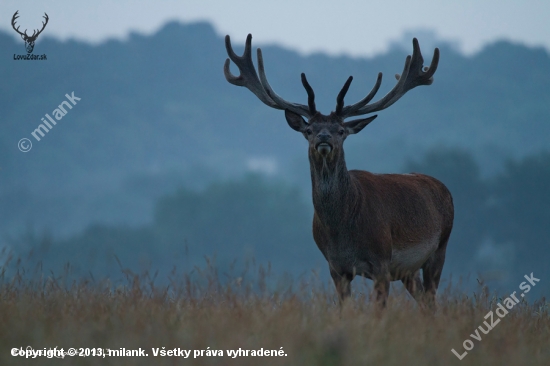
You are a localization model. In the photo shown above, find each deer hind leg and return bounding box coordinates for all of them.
[330,269,353,304]
[401,270,424,303]
[422,237,449,310]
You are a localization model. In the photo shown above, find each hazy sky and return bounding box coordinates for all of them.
[1,0,548,57]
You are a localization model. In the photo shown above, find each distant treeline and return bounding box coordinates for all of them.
[6,148,549,296]
[1,21,549,238]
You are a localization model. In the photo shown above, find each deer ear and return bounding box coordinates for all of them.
[285,109,308,132]
[344,115,377,135]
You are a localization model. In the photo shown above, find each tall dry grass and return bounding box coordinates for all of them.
[0,259,548,366]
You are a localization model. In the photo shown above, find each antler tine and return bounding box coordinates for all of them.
[256,45,313,118]
[301,73,316,115]
[335,76,353,116]
[223,34,279,108]
[223,34,253,86]
[340,38,439,119]
[352,56,412,115]
[11,10,26,37]
[339,73,382,117]
[424,48,440,80]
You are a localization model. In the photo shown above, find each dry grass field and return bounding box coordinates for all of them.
[0,260,548,366]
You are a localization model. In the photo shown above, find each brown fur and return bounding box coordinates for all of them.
[288,112,454,308]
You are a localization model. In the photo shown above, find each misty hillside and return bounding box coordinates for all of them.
[1,20,549,238]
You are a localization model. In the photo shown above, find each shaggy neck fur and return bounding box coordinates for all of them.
[309,148,357,227]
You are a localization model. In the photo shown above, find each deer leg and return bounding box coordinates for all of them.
[373,276,390,308]
[401,270,424,303]
[422,239,449,310]
[371,261,391,308]
[330,268,352,304]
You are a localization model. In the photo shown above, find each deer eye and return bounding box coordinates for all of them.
[339,129,345,135]
[306,128,312,135]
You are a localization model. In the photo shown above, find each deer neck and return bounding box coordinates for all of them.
[309,150,356,225]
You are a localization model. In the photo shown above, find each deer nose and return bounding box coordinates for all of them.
[317,133,331,142]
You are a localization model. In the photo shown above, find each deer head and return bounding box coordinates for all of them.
[12,11,49,54]
[224,34,439,164]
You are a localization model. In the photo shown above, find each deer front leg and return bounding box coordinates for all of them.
[372,262,391,308]
[330,268,353,305]
[373,277,390,308]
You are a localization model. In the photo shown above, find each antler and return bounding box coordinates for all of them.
[11,11,27,37]
[11,11,49,40]
[31,13,49,40]
[224,34,316,118]
[337,38,439,119]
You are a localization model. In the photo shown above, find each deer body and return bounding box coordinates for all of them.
[224,34,453,307]
[312,170,452,278]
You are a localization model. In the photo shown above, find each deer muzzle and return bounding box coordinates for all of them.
[316,142,332,155]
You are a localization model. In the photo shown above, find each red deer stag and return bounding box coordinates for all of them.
[224,34,453,308]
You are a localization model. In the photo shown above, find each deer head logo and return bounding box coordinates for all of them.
[12,11,49,54]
